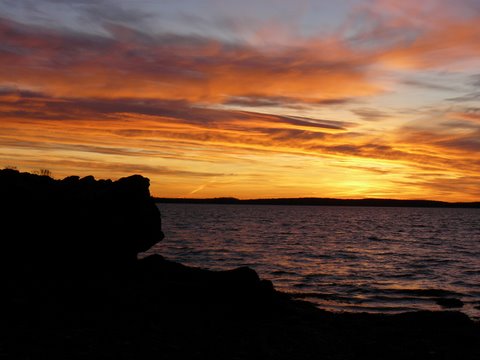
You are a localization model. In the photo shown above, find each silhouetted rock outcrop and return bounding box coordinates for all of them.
[0,169,164,299]
[136,254,276,307]
[0,169,276,308]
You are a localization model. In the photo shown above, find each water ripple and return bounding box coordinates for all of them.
[142,204,480,319]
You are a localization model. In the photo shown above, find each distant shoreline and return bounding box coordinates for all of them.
[155,197,480,208]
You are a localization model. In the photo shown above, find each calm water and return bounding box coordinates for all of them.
[142,204,480,319]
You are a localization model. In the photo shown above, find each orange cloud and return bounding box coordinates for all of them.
[358,0,480,70]
[0,17,380,104]
[3,89,479,186]
[2,2,480,202]
[449,109,480,123]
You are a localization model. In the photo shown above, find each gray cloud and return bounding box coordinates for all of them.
[401,175,480,198]
[351,107,390,121]
[402,79,459,92]
[447,92,480,102]
[269,114,352,130]
[447,74,480,102]
[469,73,480,88]
[434,132,480,152]
[440,120,480,129]
[0,87,353,132]
[224,95,354,109]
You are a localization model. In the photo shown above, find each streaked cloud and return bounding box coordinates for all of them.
[351,108,391,122]
[0,16,380,104]
[0,0,479,201]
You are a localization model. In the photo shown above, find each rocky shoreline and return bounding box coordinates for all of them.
[1,169,479,359]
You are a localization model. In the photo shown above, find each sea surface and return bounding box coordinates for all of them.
[141,204,480,319]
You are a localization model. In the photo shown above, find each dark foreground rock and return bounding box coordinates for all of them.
[436,297,465,308]
[1,170,479,359]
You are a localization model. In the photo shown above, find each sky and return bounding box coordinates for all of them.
[1,0,479,201]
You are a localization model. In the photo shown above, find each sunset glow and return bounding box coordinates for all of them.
[1,0,479,201]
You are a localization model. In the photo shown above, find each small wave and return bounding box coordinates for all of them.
[270,270,297,276]
[303,273,329,280]
[422,258,453,264]
[335,252,359,260]
[367,236,396,242]
[463,269,480,275]
[293,283,310,289]
[366,295,434,304]
[388,273,415,278]
[287,291,354,303]
[409,262,431,269]
[382,288,463,298]
[333,304,417,313]
[343,286,376,295]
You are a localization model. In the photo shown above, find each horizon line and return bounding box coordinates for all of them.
[153,196,480,207]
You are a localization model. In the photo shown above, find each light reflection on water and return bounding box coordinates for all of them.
[142,204,480,319]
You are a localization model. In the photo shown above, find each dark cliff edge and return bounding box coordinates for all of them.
[1,169,479,360]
